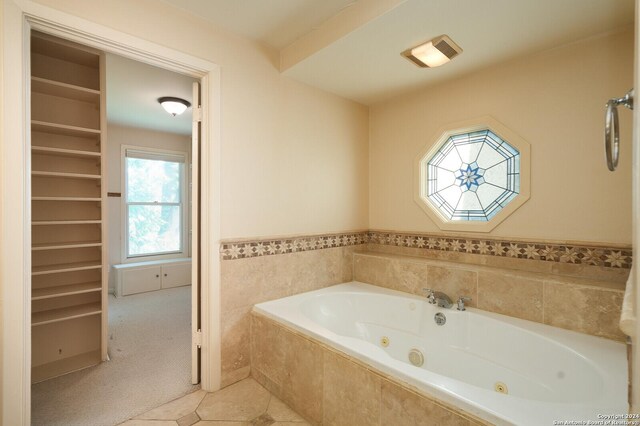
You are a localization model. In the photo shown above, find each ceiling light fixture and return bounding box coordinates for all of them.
[402,35,462,68]
[158,97,191,116]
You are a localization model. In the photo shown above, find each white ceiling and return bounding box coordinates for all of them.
[159,0,634,106]
[159,0,359,49]
[283,0,635,104]
[108,0,634,128]
[106,53,196,135]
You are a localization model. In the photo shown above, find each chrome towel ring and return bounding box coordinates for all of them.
[605,89,634,171]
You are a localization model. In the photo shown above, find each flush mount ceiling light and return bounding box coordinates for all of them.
[402,34,462,68]
[158,97,191,116]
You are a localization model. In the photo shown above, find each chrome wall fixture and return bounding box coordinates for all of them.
[605,89,634,171]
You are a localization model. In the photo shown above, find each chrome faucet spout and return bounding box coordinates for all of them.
[423,288,453,308]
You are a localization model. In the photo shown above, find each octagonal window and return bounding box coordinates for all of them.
[415,118,530,232]
[427,129,519,221]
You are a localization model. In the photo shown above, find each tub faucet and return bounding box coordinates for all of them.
[423,288,453,309]
[456,296,472,311]
[423,288,436,304]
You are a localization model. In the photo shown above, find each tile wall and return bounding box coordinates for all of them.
[250,313,489,426]
[220,243,358,386]
[220,230,631,385]
[353,251,625,341]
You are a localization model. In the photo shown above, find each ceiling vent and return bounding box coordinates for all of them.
[402,35,462,68]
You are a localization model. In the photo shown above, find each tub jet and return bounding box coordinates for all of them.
[495,382,508,394]
[408,348,424,367]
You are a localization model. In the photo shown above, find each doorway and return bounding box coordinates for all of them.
[27,31,203,426]
[2,4,222,425]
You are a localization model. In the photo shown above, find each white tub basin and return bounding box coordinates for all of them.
[253,282,627,425]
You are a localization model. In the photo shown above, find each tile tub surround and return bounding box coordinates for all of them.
[220,245,359,387]
[250,312,488,426]
[353,251,626,341]
[220,229,631,387]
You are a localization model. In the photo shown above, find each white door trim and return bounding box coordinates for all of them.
[1,1,222,424]
[632,0,639,413]
[191,80,202,385]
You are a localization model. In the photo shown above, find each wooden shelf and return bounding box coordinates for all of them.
[30,31,106,383]
[32,196,101,202]
[31,350,101,384]
[32,34,99,68]
[32,145,101,159]
[32,261,102,276]
[32,120,100,138]
[32,241,102,251]
[31,77,100,103]
[32,220,101,226]
[32,282,101,300]
[32,171,101,180]
[32,302,101,326]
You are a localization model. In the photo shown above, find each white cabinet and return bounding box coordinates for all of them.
[121,266,161,295]
[161,262,191,289]
[113,258,191,297]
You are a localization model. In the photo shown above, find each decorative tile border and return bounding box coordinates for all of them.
[368,230,633,269]
[220,232,368,260]
[220,230,632,268]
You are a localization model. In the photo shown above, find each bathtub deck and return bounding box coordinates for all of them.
[252,281,627,426]
[118,378,310,426]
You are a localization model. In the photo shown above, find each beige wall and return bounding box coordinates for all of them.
[2,2,634,420]
[106,124,191,290]
[369,29,634,244]
[31,0,370,240]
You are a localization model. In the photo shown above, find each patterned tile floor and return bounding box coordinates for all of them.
[119,378,310,426]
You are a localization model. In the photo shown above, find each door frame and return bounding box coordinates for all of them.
[632,0,639,413]
[1,1,222,424]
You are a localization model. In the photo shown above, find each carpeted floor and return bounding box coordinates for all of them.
[31,286,199,426]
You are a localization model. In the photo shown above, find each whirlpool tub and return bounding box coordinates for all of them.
[253,282,627,425]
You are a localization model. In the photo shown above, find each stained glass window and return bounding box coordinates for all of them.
[425,130,520,221]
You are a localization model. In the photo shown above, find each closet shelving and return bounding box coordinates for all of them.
[32,146,102,158]
[32,197,102,201]
[32,281,102,300]
[32,261,103,275]
[30,31,108,383]
[32,171,102,179]
[32,241,103,250]
[32,220,103,225]
[32,120,102,137]
[32,302,103,326]
[31,76,101,103]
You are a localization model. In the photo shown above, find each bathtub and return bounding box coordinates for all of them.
[253,282,627,426]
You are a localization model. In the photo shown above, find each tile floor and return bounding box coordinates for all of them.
[119,377,310,426]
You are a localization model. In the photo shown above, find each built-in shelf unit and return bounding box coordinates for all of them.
[30,31,108,384]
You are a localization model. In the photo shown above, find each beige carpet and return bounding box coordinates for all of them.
[31,286,199,426]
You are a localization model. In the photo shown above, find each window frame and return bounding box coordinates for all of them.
[414,116,531,232]
[121,145,190,262]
